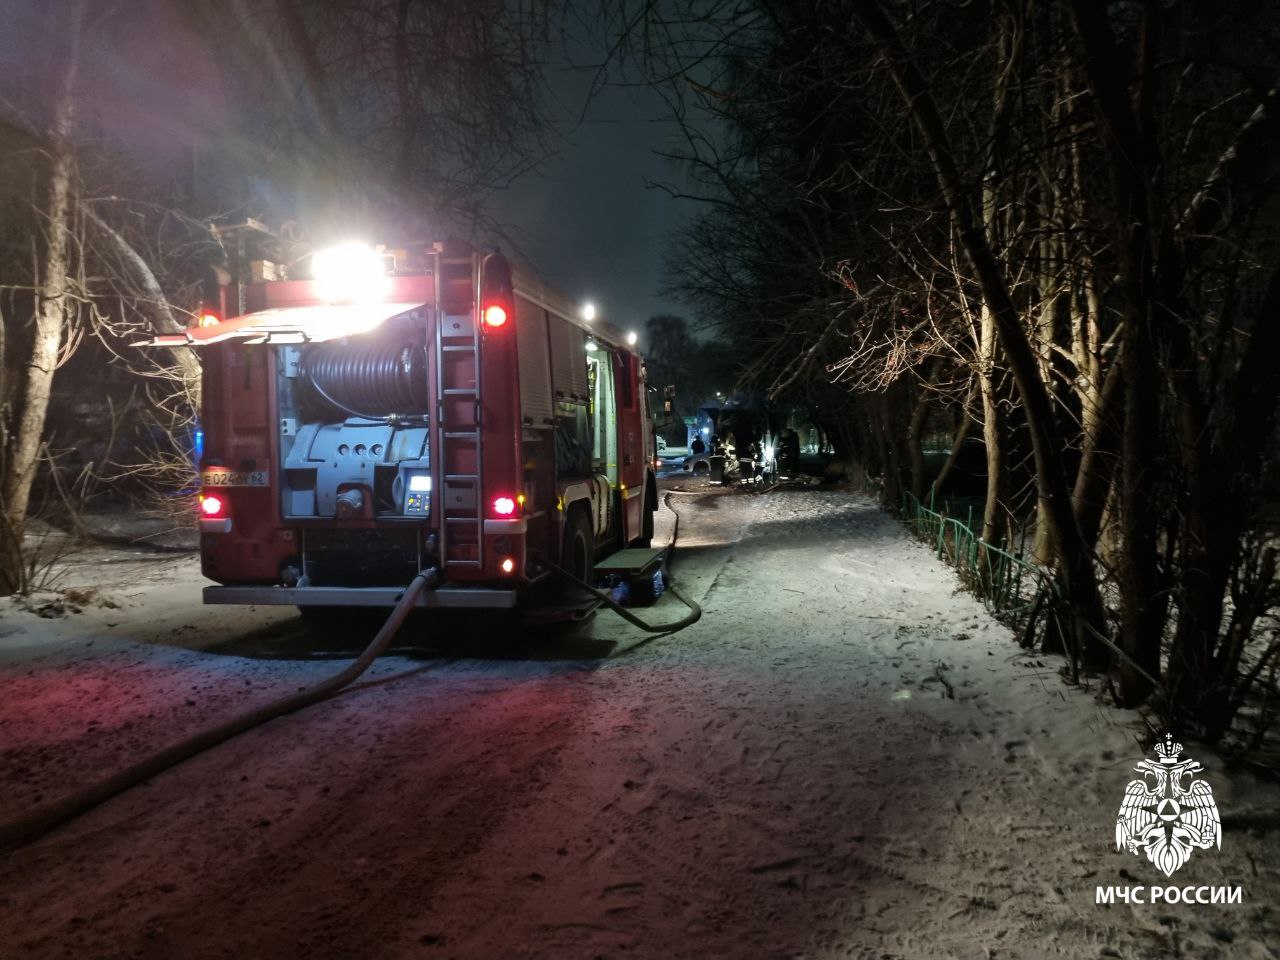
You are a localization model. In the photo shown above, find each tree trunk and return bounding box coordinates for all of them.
[931,410,971,498]
[977,311,1006,547]
[1031,181,1064,565]
[1065,0,1167,696]
[0,294,7,438]
[875,392,904,505]
[1116,317,1163,703]
[1070,351,1123,552]
[908,391,930,501]
[0,0,84,560]
[1068,257,1122,553]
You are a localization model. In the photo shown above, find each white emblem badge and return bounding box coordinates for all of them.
[1116,733,1221,877]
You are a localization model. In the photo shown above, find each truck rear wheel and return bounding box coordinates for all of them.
[561,509,595,587]
[637,480,656,548]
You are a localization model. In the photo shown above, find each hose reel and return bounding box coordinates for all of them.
[301,340,429,420]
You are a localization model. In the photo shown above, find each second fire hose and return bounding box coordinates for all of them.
[549,492,702,633]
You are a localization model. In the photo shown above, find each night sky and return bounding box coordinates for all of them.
[490,53,695,336]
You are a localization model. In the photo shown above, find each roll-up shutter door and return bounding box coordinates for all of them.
[515,298,553,424]
[548,314,588,401]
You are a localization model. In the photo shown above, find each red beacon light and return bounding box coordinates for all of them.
[199,493,226,517]
[492,495,516,517]
[483,303,508,329]
[198,311,220,328]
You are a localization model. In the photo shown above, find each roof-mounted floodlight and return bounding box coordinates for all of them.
[311,242,389,303]
[581,302,596,321]
[626,331,638,346]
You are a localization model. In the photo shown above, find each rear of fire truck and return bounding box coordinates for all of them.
[155,239,657,612]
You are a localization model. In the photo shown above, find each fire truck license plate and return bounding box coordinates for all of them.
[202,469,269,487]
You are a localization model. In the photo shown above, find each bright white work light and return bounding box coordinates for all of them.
[311,242,388,303]
[581,302,596,321]
[626,330,638,346]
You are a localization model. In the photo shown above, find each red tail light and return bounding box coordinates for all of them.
[492,495,516,516]
[483,303,508,328]
[200,493,226,517]
[499,557,516,575]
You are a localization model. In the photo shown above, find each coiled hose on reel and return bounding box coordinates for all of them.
[302,341,429,420]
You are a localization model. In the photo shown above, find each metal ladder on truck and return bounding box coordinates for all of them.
[434,251,484,570]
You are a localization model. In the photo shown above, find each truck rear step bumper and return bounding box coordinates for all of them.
[203,585,517,609]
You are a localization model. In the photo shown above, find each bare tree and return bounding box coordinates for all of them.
[0,0,86,590]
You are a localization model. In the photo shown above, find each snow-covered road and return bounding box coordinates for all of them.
[1,488,1277,959]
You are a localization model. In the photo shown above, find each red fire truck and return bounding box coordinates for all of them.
[151,239,658,612]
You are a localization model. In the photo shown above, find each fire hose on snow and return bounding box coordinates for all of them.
[0,568,440,853]
[548,565,702,634]
[0,494,702,852]
[548,492,702,634]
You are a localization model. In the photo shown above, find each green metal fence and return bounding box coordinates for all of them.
[900,489,1051,633]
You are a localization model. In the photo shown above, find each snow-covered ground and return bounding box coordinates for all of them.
[1,487,1277,959]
